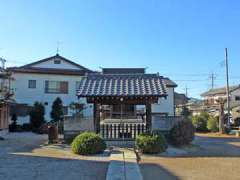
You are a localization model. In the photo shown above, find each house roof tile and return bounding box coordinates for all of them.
[76,74,167,97]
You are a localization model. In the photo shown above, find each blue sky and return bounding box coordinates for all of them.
[0,0,240,98]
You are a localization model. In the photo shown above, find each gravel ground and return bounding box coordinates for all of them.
[140,133,240,180]
[0,132,109,180]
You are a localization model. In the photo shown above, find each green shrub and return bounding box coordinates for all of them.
[30,102,45,130]
[135,132,168,154]
[169,120,195,146]
[207,116,219,132]
[22,123,32,131]
[192,111,209,132]
[9,114,18,132]
[71,132,106,155]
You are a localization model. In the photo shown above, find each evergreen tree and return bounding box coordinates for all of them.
[51,97,63,122]
[181,106,191,120]
[30,102,45,130]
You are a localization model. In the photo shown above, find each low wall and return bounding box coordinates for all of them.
[152,115,183,131]
[64,116,94,143]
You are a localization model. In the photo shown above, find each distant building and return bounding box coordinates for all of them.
[201,85,240,120]
[174,92,189,107]
[174,92,189,116]
[201,85,240,107]
[8,54,93,124]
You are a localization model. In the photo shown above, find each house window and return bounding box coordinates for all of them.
[54,59,61,64]
[235,96,240,101]
[63,106,68,115]
[45,81,68,94]
[28,80,36,88]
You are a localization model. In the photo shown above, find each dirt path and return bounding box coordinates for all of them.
[140,134,240,180]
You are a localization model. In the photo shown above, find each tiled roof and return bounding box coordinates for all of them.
[77,74,167,97]
[163,77,177,87]
[201,85,240,97]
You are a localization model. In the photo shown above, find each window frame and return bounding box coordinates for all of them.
[235,96,240,101]
[28,80,36,89]
[45,80,68,94]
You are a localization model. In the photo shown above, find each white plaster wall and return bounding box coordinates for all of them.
[31,58,82,70]
[231,88,240,104]
[151,87,175,116]
[12,72,93,124]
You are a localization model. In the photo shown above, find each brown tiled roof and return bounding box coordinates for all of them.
[77,74,167,97]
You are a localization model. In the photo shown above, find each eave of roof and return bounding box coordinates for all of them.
[7,67,89,76]
[163,77,177,87]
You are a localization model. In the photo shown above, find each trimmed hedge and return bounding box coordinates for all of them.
[169,120,195,146]
[135,132,168,154]
[71,132,106,155]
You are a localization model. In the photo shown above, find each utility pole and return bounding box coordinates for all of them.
[185,86,188,97]
[225,48,230,127]
[209,72,216,89]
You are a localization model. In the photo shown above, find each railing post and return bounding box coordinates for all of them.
[129,124,132,138]
[114,124,116,139]
[109,124,112,139]
[134,124,137,138]
[125,124,127,138]
[106,124,109,139]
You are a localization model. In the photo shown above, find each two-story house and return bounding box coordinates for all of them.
[201,85,240,107]
[201,85,240,120]
[8,54,93,124]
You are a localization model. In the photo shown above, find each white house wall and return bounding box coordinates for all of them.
[12,72,92,124]
[152,87,175,116]
[31,58,82,70]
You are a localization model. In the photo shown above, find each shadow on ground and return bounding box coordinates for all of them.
[0,153,109,180]
[0,133,109,180]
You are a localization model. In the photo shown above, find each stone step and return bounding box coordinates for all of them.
[106,140,135,148]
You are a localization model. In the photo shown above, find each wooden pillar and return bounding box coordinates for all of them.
[146,103,152,131]
[93,103,100,133]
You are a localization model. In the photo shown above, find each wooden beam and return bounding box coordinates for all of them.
[93,103,100,133]
[146,103,152,131]
[87,96,159,104]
